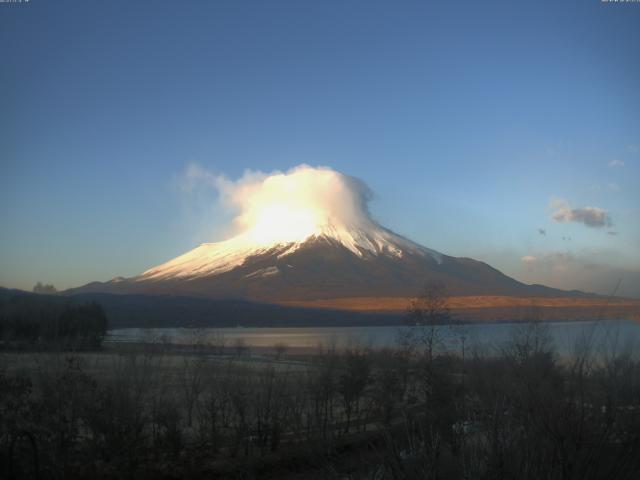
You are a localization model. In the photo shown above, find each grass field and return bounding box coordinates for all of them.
[279,295,640,321]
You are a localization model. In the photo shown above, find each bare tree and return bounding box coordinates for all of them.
[371,349,407,425]
[407,282,451,362]
[338,346,371,433]
[33,282,57,294]
[209,330,227,356]
[179,355,206,427]
[233,338,249,357]
[177,330,209,427]
[273,342,288,360]
[306,345,339,440]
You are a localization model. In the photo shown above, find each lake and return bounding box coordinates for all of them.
[107,319,640,356]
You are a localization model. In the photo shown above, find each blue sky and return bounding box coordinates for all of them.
[1,0,639,297]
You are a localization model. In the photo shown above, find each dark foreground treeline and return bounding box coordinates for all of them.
[0,292,108,350]
[1,322,639,479]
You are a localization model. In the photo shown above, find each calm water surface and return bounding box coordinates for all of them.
[107,320,640,356]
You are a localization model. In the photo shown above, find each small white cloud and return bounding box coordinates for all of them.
[521,252,575,273]
[550,198,612,228]
[608,159,625,168]
[521,256,538,272]
[607,182,620,192]
[627,144,639,154]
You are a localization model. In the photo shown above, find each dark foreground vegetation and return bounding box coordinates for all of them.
[1,318,640,480]
[0,291,107,350]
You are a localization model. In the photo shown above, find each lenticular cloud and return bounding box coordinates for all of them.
[184,164,377,240]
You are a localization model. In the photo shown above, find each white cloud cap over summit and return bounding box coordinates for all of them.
[174,163,442,261]
[183,164,376,244]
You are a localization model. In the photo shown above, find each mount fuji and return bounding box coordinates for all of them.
[69,208,571,303]
[67,165,600,316]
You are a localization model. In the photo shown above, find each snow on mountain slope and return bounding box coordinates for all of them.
[139,165,446,282]
[138,222,442,282]
[67,165,583,302]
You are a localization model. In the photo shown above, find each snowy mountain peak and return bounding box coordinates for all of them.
[68,167,579,303]
[138,221,442,282]
[136,166,441,282]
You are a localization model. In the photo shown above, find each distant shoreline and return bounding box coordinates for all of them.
[104,319,640,357]
[277,295,640,323]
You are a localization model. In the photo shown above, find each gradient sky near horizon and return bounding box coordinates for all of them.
[1,0,639,297]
